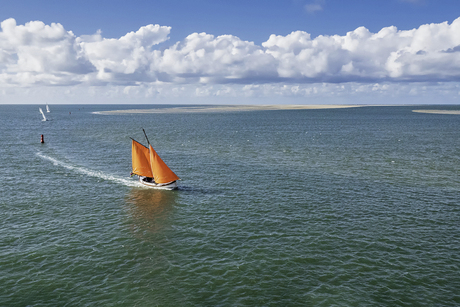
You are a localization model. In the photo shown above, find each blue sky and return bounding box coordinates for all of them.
[1,0,460,104]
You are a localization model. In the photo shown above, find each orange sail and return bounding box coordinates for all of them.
[149,145,180,184]
[132,140,153,177]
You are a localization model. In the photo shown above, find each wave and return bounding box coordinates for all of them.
[36,152,141,187]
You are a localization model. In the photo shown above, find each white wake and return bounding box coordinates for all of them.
[37,153,141,187]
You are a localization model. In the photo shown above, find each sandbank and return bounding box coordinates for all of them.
[412,110,460,115]
[94,104,362,115]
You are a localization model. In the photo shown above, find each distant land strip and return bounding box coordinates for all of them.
[94,105,362,115]
[413,110,460,115]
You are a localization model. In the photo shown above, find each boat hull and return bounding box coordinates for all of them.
[138,178,178,190]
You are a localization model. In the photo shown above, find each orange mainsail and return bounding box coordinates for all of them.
[149,145,180,184]
[132,140,153,177]
[131,139,180,184]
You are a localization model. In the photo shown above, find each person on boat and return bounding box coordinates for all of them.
[141,176,155,183]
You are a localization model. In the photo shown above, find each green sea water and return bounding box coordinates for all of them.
[1,104,459,306]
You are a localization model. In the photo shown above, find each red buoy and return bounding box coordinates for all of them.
[40,135,44,143]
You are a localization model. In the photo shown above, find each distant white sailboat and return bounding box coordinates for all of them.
[46,104,50,113]
[39,107,48,121]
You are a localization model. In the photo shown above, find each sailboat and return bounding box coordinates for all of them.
[39,107,48,121]
[131,130,180,190]
[46,104,50,113]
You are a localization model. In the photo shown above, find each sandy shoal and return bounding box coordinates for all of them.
[94,105,362,115]
[412,110,460,115]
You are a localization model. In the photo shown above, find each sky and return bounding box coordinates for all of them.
[1,0,460,105]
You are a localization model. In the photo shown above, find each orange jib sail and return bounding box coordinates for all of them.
[149,145,180,184]
[132,140,153,177]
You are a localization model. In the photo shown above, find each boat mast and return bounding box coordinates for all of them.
[142,128,151,146]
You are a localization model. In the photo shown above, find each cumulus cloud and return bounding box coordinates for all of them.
[151,32,276,83]
[1,17,460,90]
[262,19,460,82]
[0,18,94,85]
[79,24,171,83]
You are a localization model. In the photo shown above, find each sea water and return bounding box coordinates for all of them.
[1,104,459,306]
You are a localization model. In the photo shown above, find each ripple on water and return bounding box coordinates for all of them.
[1,105,460,306]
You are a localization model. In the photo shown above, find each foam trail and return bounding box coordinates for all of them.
[37,153,141,187]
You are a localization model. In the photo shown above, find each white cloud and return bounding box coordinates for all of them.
[80,24,171,82]
[0,18,93,86]
[305,0,325,14]
[152,32,276,83]
[262,18,460,82]
[1,17,460,103]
